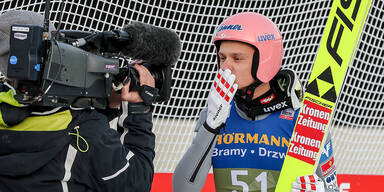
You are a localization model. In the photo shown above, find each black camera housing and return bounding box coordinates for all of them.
[7,25,171,108]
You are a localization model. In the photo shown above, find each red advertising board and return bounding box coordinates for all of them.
[151,173,384,192]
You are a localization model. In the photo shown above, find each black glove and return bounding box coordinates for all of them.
[138,85,159,106]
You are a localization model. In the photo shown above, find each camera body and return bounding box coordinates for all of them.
[7,24,171,108]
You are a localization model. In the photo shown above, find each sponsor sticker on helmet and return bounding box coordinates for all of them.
[257,34,275,42]
[216,24,243,33]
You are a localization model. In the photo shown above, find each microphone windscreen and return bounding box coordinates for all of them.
[121,22,181,66]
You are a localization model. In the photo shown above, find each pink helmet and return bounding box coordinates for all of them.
[213,12,283,83]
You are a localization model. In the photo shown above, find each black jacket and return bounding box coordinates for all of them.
[0,84,155,192]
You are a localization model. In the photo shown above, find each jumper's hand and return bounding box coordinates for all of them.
[291,174,325,192]
[206,69,237,129]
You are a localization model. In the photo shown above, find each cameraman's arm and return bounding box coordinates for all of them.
[106,64,156,191]
[113,101,155,192]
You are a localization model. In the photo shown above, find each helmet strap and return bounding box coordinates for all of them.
[240,45,261,101]
[237,47,261,102]
[251,47,260,80]
[236,79,262,102]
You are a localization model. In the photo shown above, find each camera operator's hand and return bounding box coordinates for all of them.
[121,64,155,103]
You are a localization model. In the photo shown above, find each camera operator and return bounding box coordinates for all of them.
[0,10,156,192]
